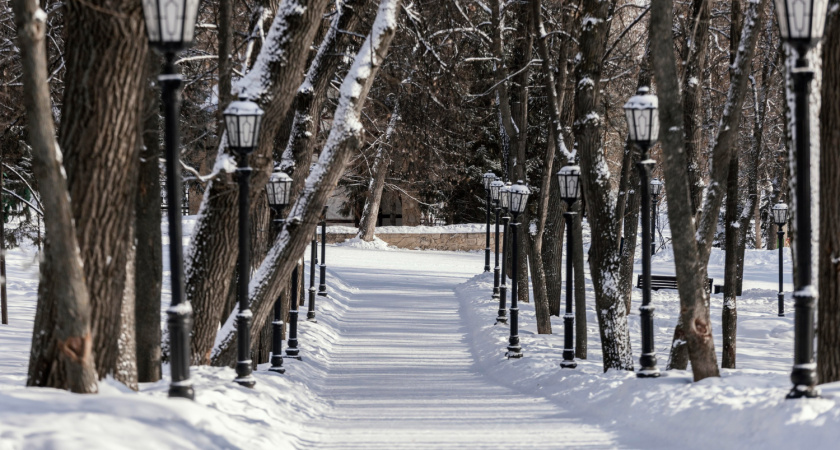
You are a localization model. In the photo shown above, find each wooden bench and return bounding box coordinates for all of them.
[637,275,713,293]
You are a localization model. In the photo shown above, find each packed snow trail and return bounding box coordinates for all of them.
[299,246,617,448]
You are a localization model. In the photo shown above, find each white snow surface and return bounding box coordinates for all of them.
[327,223,489,234]
[2,215,840,448]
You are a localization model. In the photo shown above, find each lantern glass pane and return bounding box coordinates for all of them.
[812,0,828,39]
[634,109,650,142]
[183,0,200,43]
[501,188,510,209]
[625,110,636,141]
[490,181,503,201]
[142,0,160,41]
[774,0,790,38]
[510,192,521,213]
[161,0,184,42]
[239,115,256,148]
[225,116,239,148]
[650,109,660,141]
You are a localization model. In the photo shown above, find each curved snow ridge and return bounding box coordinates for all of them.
[453,274,840,449]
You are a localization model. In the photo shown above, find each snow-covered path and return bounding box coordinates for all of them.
[301,247,617,448]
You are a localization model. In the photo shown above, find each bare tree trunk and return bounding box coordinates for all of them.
[681,0,711,217]
[188,0,331,364]
[135,53,163,383]
[359,100,399,241]
[818,0,840,384]
[14,0,98,392]
[212,0,402,365]
[217,0,234,135]
[401,192,422,226]
[54,0,147,381]
[117,238,138,390]
[619,45,652,314]
[662,0,765,378]
[574,0,633,372]
[721,156,740,369]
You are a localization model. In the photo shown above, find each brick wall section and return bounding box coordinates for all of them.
[326,233,504,252]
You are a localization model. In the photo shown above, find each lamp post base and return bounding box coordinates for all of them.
[505,348,523,359]
[787,384,820,399]
[778,292,785,317]
[268,354,285,374]
[560,358,577,369]
[168,384,195,400]
[234,375,256,388]
[495,316,507,325]
[637,368,661,378]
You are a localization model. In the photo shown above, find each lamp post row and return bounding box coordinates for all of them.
[143,0,327,396]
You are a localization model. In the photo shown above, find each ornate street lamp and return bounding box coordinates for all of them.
[265,169,293,374]
[624,86,660,378]
[482,171,496,272]
[318,206,328,297]
[773,203,789,317]
[141,0,200,400]
[224,98,265,387]
[505,181,530,359]
[490,179,505,302]
[773,0,828,399]
[496,182,512,325]
[557,166,581,369]
[650,178,664,256]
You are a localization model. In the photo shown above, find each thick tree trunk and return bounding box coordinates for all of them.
[187,0,331,365]
[722,157,740,369]
[212,0,402,365]
[135,54,163,383]
[663,0,764,378]
[57,0,147,381]
[14,0,98,393]
[574,0,633,372]
[818,1,840,384]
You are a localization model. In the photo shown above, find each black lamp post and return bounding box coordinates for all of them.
[223,99,265,387]
[496,183,511,325]
[772,203,789,317]
[141,0,200,400]
[266,169,293,374]
[624,86,661,378]
[557,166,581,369]
[307,227,318,322]
[318,206,328,297]
[490,179,504,302]
[482,171,496,272]
[505,181,530,359]
[650,178,663,256]
[285,261,302,360]
[774,0,827,399]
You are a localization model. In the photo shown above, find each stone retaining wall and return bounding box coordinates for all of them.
[326,232,504,252]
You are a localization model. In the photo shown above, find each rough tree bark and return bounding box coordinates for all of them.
[574,0,633,371]
[657,0,764,379]
[818,0,840,384]
[14,0,98,392]
[573,201,587,358]
[135,54,163,383]
[721,0,744,369]
[359,99,399,241]
[681,0,711,217]
[117,235,138,390]
[187,0,332,365]
[57,0,147,381]
[212,0,402,365]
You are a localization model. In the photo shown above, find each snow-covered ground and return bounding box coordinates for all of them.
[1,218,839,449]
